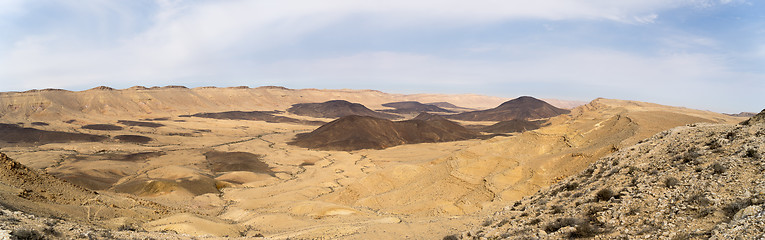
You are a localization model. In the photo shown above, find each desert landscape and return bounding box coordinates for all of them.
[0,86,760,239]
[2,2,763,239]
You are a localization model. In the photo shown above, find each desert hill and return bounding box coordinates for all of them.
[287,100,401,120]
[290,113,479,151]
[380,101,455,114]
[448,96,570,121]
[464,111,765,239]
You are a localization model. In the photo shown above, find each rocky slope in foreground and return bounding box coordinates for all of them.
[463,111,765,239]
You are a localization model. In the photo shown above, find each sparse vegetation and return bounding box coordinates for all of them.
[442,234,459,240]
[664,177,680,188]
[550,205,564,214]
[711,162,727,174]
[745,149,760,159]
[564,182,579,191]
[596,188,615,201]
[544,218,581,233]
[10,228,44,240]
[481,219,493,227]
[723,199,752,218]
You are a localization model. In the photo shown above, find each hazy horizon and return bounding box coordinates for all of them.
[1,0,763,113]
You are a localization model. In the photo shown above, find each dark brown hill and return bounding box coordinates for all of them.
[448,96,569,121]
[427,102,475,111]
[186,110,325,125]
[0,123,107,146]
[290,114,479,151]
[287,100,401,119]
[380,101,455,114]
[479,119,543,133]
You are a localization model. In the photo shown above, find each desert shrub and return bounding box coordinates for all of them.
[118,224,136,231]
[442,234,459,240]
[723,199,752,218]
[527,218,541,225]
[596,188,615,202]
[481,219,493,227]
[627,207,640,216]
[10,229,44,240]
[696,208,714,218]
[550,205,564,214]
[678,150,701,164]
[41,226,60,237]
[711,163,727,174]
[564,182,579,191]
[746,149,761,159]
[544,218,581,233]
[664,177,680,188]
[671,233,691,240]
[706,140,722,150]
[688,193,712,206]
[497,219,510,227]
[569,222,597,238]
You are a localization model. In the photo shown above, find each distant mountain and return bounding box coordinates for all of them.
[479,119,543,133]
[287,100,401,119]
[740,109,765,126]
[727,112,757,118]
[426,102,475,111]
[380,101,455,114]
[448,96,570,121]
[289,113,478,151]
[185,110,325,125]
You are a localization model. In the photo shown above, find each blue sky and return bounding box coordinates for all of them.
[0,0,763,113]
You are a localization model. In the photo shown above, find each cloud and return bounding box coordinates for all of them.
[0,0,760,112]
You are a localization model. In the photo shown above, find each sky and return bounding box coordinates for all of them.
[0,0,763,113]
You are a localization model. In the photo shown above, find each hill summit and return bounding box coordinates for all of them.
[289,113,478,151]
[287,100,400,119]
[449,96,569,121]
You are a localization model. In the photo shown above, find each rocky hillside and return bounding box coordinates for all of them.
[462,111,765,239]
[448,96,570,121]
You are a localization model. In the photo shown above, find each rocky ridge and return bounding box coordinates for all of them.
[462,112,765,239]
